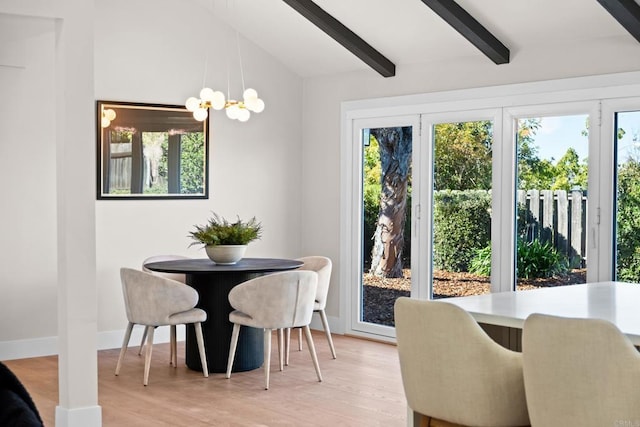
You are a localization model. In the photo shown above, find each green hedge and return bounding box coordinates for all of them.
[433,190,491,272]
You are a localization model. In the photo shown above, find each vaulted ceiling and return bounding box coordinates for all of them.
[208,0,640,78]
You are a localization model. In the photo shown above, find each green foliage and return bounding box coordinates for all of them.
[469,238,568,279]
[517,238,568,279]
[552,148,588,191]
[433,190,491,272]
[363,136,382,268]
[616,157,640,281]
[469,245,492,276]
[517,119,588,191]
[180,132,206,194]
[434,121,493,191]
[189,213,262,247]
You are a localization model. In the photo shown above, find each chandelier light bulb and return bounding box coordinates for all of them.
[211,91,226,110]
[252,98,265,113]
[199,87,215,102]
[226,102,241,120]
[243,88,258,100]
[193,108,208,122]
[101,117,111,128]
[185,97,201,112]
[237,108,251,122]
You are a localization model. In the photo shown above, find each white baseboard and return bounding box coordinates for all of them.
[309,313,342,335]
[0,317,338,361]
[0,325,186,360]
[97,325,185,351]
[0,336,58,360]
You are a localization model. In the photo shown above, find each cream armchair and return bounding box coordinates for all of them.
[394,297,530,427]
[523,313,640,427]
[115,268,208,386]
[225,270,322,389]
[285,256,335,364]
[141,255,190,365]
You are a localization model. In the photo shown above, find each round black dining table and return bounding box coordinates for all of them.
[143,257,303,373]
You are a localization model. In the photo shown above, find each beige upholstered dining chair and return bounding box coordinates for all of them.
[394,297,530,427]
[141,255,189,365]
[522,313,640,427]
[225,270,322,390]
[285,256,335,364]
[115,268,208,385]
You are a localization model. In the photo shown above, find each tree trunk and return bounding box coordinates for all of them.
[369,127,412,278]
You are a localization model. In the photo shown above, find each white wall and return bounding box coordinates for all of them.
[0,15,58,356]
[0,0,303,358]
[300,35,640,328]
[94,0,304,343]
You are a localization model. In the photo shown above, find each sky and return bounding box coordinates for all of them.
[530,111,640,163]
[529,115,588,161]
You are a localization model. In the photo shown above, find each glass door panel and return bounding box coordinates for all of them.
[615,110,640,281]
[431,120,493,299]
[360,126,413,328]
[515,115,589,290]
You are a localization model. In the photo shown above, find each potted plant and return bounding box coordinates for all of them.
[189,213,262,264]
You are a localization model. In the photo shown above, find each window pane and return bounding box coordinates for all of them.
[615,110,640,281]
[515,115,588,290]
[432,120,493,298]
[361,126,412,327]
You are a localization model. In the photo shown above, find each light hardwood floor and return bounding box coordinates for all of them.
[4,330,407,426]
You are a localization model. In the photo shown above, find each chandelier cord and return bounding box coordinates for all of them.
[236,32,246,93]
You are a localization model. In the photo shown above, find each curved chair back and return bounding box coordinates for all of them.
[296,256,331,310]
[523,313,640,427]
[142,255,189,283]
[394,297,530,427]
[120,268,199,326]
[228,270,318,329]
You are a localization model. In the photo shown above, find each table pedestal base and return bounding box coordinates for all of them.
[185,271,263,373]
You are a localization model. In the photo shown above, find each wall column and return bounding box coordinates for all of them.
[54,0,101,425]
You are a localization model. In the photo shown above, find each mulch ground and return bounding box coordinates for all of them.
[363,269,587,326]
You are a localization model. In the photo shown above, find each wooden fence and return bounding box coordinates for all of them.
[517,189,587,267]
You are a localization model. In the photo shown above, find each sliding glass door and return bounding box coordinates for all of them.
[343,91,640,342]
[422,111,500,299]
[351,116,422,338]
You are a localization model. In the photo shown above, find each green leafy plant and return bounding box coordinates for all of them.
[433,190,492,272]
[518,239,568,279]
[189,213,262,247]
[469,245,492,276]
[469,238,568,279]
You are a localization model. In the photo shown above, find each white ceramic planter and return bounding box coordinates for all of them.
[205,245,247,265]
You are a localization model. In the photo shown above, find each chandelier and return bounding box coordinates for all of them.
[185,32,265,122]
[185,87,264,122]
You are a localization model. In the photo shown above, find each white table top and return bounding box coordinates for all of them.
[444,281,640,345]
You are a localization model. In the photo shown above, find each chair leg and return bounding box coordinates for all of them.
[284,328,291,366]
[264,328,272,390]
[277,329,284,371]
[138,325,147,356]
[319,309,337,359]
[297,327,303,351]
[115,322,134,376]
[143,326,155,386]
[226,323,240,379]
[303,325,322,382]
[170,325,177,367]
[194,322,208,378]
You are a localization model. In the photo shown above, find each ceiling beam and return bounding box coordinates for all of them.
[282,0,396,77]
[420,0,510,64]
[597,0,640,43]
